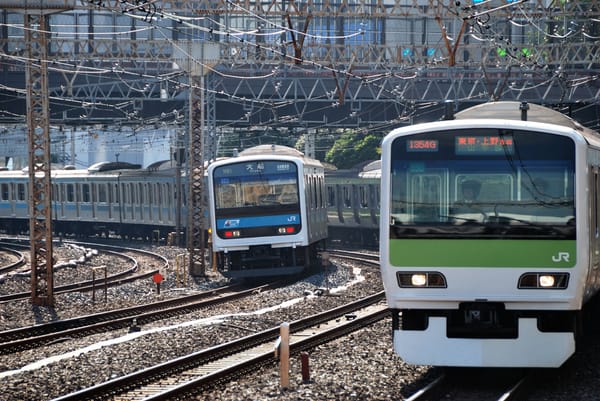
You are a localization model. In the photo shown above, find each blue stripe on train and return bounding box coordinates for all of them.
[217,214,300,229]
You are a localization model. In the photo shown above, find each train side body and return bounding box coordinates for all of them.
[0,164,182,240]
[379,101,600,368]
[325,167,380,248]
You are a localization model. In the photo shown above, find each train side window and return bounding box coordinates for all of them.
[163,183,169,206]
[76,184,82,203]
[1,183,8,201]
[108,183,113,204]
[138,183,144,204]
[67,183,75,202]
[359,186,368,208]
[595,170,600,237]
[82,183,90,202]
[148,183,154,205]
[312,176,317,209]
[327,186,335,207]
[343,186,351,207]
[98,183,107,203]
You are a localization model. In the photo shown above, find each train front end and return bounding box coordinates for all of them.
[208,155,309,278]
[380,119,587,367]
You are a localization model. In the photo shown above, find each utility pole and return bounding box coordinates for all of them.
[1,0,75,306]
[175,40,218,277]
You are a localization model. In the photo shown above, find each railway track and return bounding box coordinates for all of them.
[0,239,167,302]
[404,368,535,401]
[0,282,280,354]
[52,291,388,401]
[0,246,26,275]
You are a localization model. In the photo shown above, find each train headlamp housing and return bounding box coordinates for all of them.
[397,272,447,288]
[518,273,569,289]
[277,227,296,234]
[224,230,241,238]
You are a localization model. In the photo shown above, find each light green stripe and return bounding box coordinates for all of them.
[388,239,576,268]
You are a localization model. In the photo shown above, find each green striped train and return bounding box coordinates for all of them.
[379,101,600,368]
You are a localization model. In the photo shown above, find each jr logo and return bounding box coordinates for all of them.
[552,252,570,263]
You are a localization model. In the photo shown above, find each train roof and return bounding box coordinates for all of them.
[222,144,323,169]
[455,102,590,133]
[238,144,305,158]
[87,161,142,172]
[455,101,600,147]
[359,160,381,179]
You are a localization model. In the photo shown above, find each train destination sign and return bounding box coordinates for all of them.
[455,135,514,155]
[406,139,439,152]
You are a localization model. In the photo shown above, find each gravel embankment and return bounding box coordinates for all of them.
[1,243,599,400]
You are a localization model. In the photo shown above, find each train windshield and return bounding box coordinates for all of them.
[389,129,576,239]
[212,160,301,238]
[213,161,299,209]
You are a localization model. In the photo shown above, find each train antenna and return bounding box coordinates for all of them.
[520,102,529,121]
[443,100,455,120]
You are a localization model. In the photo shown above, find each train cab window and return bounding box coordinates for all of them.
[411,175,443,222]
[217,184,238,208]
[1,183,9,201]
[389,128,575,239]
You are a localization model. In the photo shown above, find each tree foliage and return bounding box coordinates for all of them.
[325,130,381,169]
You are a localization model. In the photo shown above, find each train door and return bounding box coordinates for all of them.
[409,172,448,223]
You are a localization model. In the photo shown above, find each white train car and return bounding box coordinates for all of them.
[380,101,600,367]
[207,145,327,278]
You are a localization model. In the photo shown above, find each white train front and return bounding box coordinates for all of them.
[379,102,600,368]
[207,145,327,278]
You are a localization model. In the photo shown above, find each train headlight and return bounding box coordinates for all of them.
[277,227,296,234]
[397,272,447,288]
[224,230,241,238]
[518,273,569,289]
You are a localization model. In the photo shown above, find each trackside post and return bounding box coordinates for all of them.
[279,322,290,388]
